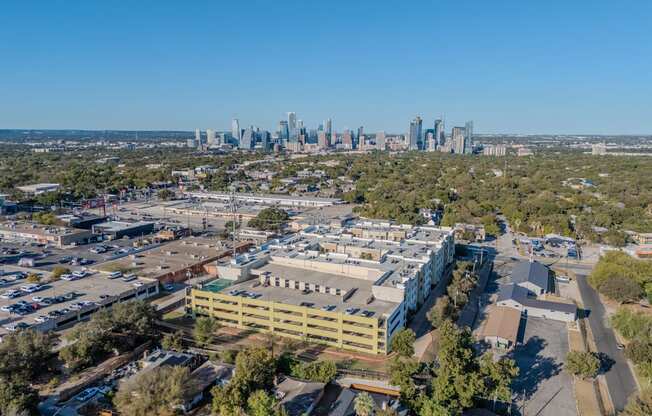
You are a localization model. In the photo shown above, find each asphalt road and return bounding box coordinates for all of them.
[575,272,638,411]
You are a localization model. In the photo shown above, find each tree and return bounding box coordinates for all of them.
[248,207,290,232]
[390,328,416,357]
[114,365,197,416]
[598,276,644,303]
[284,358,338,383]
[247,390,278,416]
[611,308,652,342]
[161,331,184,352]
[429,320,484,413]
[388,357,420,405]
[193,316,220,347]
[479,354,519,408]
[625,340,652,365]
[212,347,277,414]
[354,392,375,416]
[565,351,600,379]
[157,189,174,200]
[0,330,56,380]
[621,388,652,416]
[51,266,71,280]
[26,273,40,284]
[427,295,453,329]
[0,377,38,416]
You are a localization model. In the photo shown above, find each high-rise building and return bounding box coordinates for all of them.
[342,129,353,149]
[257,130,270,150]
[425,130,437,151]
[325,118,332,137]
[231,119,241,142]
[206,129,216,146]
[376,131,386,150]
[194,129,201,147]
[408,116,423,150]
[464,121,474,154]
[279,120,289,141]
[318,131,329,149]
[187,138,197,148]
[240,127,255,150]
[452,127,466,154]
[434,119,444,147]
[287,112,297,141]
[483,144,507,156]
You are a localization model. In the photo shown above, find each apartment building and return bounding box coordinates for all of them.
[187,221,454,355]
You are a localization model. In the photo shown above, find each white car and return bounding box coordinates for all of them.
[20,284,42,293]
[32,296,45,303]
[72,270,88,279]
[132,281,144,288]
[75,388,98,402]
[1,290,20,299]
[34,315,50,323]
[60,274,76,281]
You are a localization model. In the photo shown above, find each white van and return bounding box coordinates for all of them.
[108,271,123,279]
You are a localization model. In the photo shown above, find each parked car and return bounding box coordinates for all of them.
[20,284,43,293]
[1,290,21,299]
[75,388,99,402]
[4,322,30,332]
[108,271,123,279]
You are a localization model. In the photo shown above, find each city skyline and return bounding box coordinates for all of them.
[1,1,651,134]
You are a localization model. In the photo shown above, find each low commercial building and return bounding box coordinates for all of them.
[454,223,486,242]
[511,260,552,295]
[0,221,94,247]
[497,284,577,322]
[92,220,155,240]
[95,236,248,283]
[57,214,108,230]
[480,306,522,349]
[188,191,344,208]
[187,221,455,355]
[16,183,60,196]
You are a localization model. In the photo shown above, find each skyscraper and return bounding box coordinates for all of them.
[452,127,466,154]
[287,112,297,141]
[257,130,270,151]
[325,118,332,137]
[376,131,386,150]
[195,128,201,147]
[408,116,423,150]
[464,121,474,154]
[231,119,241,142]
[434,119,444,147]
[318,131,329,149]
[279,120,289,141]
[240,127,254,150]
[342,129,353,149]
[206,129,216,146]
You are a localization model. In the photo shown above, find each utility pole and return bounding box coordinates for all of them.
[229,187,238,260]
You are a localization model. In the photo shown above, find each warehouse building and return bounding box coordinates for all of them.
[92,220,155,240]
[0,221,94,247]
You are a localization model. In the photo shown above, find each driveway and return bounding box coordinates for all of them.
[508,317,576,416]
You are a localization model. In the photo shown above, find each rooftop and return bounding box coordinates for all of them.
[481,306,522,344]
[0,221,91,237]
[512,260,551,291]
[92,220,155,232]
[498,284,578,315]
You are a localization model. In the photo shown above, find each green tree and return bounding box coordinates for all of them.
[390,328,416,357]
[598,276,644,303]
[161,331,184,352]
[0,377,38,416]
[621,388,652,416]
[248,207,290,232]
[479,353,519,408]
[429,320,483,413]
[114,365,197,416]
[625,340,652,365]
[388,357,420,405]
[427,295,454,329]
[51,266,71,280]
[247,390,278,416]
[354,391,375,416]
[0,330,56,380]
[157,188,174,200]
[565,351,600,379]
[193,316,220,347]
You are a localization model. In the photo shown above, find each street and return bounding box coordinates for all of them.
[575,271,638,411]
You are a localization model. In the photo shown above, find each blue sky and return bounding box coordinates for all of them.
[1,0,651,134]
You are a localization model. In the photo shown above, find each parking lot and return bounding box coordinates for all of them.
[508,317,576,416]
[0,266,159,336]
[0,238,151,272]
